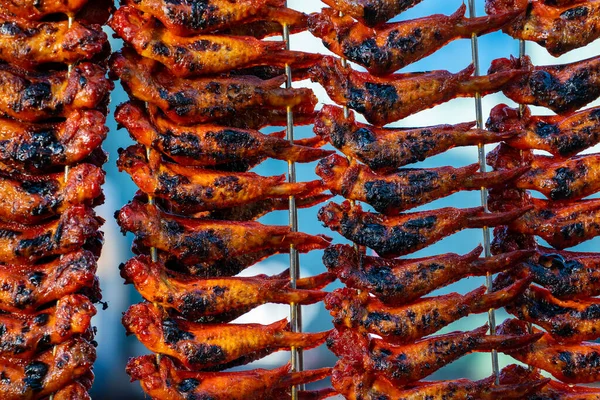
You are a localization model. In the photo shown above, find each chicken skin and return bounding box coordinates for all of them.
[0,0,88,20]
[127,355,331,400]
[309,4,522,75]
[52,382,91,400]
[110,6,321,78]
[317,154,526,214]
[323,244,531,304]
[0,294,95,358]
[310,56,522,126]
[486,0,600,56]
[321,0,423,26]
[314,105,514,171]
[120,255,331,322]
[489,55,600,114]
[319,200,528,258]
[117,200,330,264]
[487,104,600,158]
[123,302,329,370]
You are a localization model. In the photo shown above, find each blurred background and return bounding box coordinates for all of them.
[91,0,600,397]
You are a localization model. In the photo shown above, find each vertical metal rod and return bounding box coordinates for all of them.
[467,0,500,383]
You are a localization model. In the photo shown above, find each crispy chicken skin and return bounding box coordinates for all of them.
[486,0,600,56]
[116,102,331,169]
[0,62,112,122]
[0,338,96,400]
[0,16,106,69]
[0,0,88,20]
[328,325,542,386]
[317,154,526,214]
[120,255,331,322]
[498,318,600,384]
[490,55,600,114]
[0,251,97,313]
[319,200,528,258]
[123,302,329,370]
[488,104,600,158]
[323,244,531,304]
[310,56,522,126]
[117,200,330,264]
[109,7,321,78]
[326,279,528,344]
[118,145,324,213]
[51,382,91,400]
[309,5,521,76]
[0,294,95,358]
[315,105,514,171]
[127,355,331,400]
[110,50,317,125]
[321,0,423,27]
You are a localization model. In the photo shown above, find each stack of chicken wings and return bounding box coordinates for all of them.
[108,1,338,398]
[0,1,113,399]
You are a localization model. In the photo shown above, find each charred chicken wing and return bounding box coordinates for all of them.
[321,0,423,26]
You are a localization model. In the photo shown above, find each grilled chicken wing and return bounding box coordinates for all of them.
[123,302,329,370]
[489,55,600,114]
[0,0,88,20]
[319,200,528,258]
[0,338,95,400]
[317,154,525,214]
[498,318,600,384]
[309,5,521,76]
[110,6,321,78]
[0,62,112,122]
[0,251,97,313]
[118,145,324,213]
[127,355,331,400]
[310,56,522,126]
[323,244,531,304]
[110,50,316,125]
[120,255,331,322]
[326,279,528,344]
[0,294,95,358]
[487,104,600,158]
[0,16,106,69]
[486,0,600,56]
[52,382,91,400]
[117,200,330,264]
[328,325,541,386]
[315,105,514,172]
[321,0,423,26]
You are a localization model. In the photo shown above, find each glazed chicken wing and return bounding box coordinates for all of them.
[319,200,528,258]
[310,56,522,126]
[323,244,531,304]
[315,105,515,171]
[120,256,331,322]
[0,0,88,20]
[52,382,91,400]
[489,55,600,114]
[110,7,321,78]
[123,302,329,370]
[321,0,423,26]
[0,338,95,400]
[486,0,600,56]
[309,5,521,76]
[127,355,331,400]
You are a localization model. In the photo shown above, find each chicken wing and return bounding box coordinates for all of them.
[498,318,600,384]
[120,255,331,322]
[127,355,331,400]
[326,278,528,344]
[309,5,521,76]
[0,62,112,122]
[0,0,88,20]
[323,244,531,304]
[109,6,321,78]
[317,154,526,214]
[52,382,91,400]
[486,0,600,56]
[328,325,541,386]
[315,105,514,172]
[489,55,600,114]
[0,16,106,69]
[321,0,423,26]
[117,200,330,264]
[123,302,329,370]
[319,200,528,258]
[0,294,95,358]
[0,338,95,400]
[310,56,522,126]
